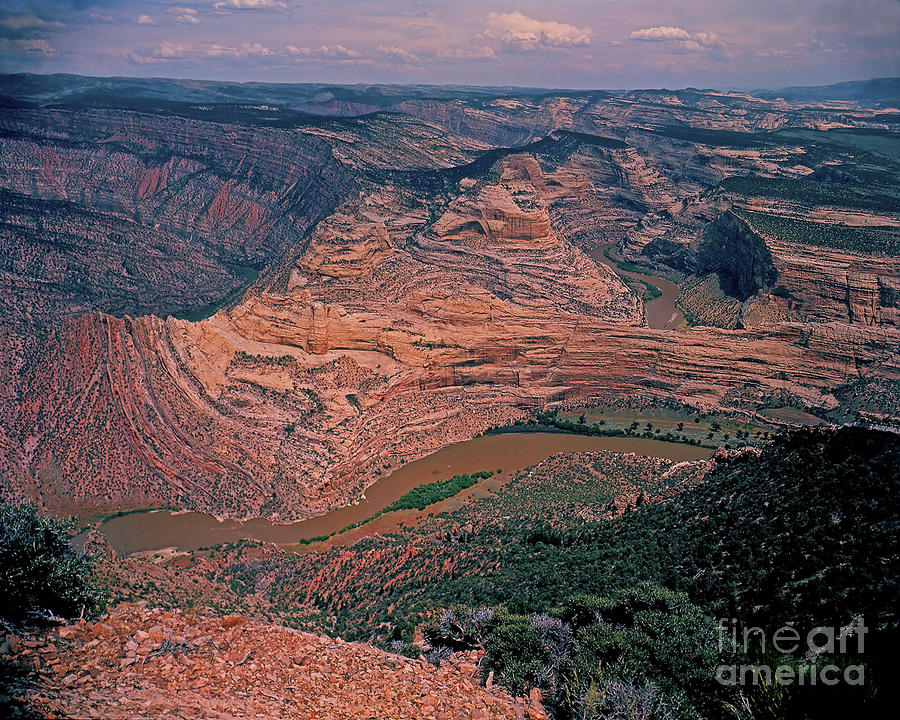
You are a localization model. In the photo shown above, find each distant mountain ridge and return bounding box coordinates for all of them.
[757,77,900,107]
[2,72,897,113]
[0,72,601,113]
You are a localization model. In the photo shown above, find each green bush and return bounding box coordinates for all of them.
[479,584,732,719]
[643,282,663,301]
[561,586,728,720]
[483,614,551,695]
[0,505,108,627]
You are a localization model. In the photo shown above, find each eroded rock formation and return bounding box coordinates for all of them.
[0,82,897,520]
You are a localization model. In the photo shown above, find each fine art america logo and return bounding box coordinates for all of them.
[716,617,867,687]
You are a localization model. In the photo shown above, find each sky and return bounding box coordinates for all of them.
[0,1,898,90]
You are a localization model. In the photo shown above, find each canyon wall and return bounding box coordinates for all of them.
[0,88,897,520]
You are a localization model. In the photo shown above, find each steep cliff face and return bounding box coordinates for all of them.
[696,211,778,300]
[0,110,352,300]
[641,208,779,303]
[0,189,250,322]
[740,218,900,327]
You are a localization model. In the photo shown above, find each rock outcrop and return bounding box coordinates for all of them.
[696,211,778,300]
[6,604,545,719]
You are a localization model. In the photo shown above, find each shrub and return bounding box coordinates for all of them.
[480,584,733,719]
[559,585,728,720]
[0,505,108,627]
[388,640,422,659]
[423,606,495,652]
[576,679,676,720]
[483,613,551,696]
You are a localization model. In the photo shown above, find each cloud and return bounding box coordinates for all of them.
[169,7,201,25]
[213,0,287,10]
[0,38,58,54]
[206,42,273,57]
[377,45,420,64]
[287,44,359,59]
[0,15,64,32]
[692,32,721,47]
[136,15,155,25]
[630,26,692,42]
[630,26,723,51]
[288,43,425,67]
[483,11,592,50]
[124,39,275,64]
[438,45,497,60]
[154,40,191,58]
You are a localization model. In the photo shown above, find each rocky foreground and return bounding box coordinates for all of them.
[4,604,546,719]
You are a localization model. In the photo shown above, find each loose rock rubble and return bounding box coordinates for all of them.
[6,604,547,719]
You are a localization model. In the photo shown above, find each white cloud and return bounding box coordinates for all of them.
[630,26,692,42]
[125,39,276,64]
[213,0,287,10]
[483,12,592,50]
[630,26,723,51]
[136,15,155,25]
[205,42,272,57]
[288,44,359,59]
[168,7,201,25]
[378,45,420,64]
[154,40,190,58]
[237,42,273,56]
[692,32,721,47]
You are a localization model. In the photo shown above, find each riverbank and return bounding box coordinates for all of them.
[85,432,713,555]
[588,244,684,330]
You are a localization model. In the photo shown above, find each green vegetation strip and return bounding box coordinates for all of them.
[296,471,495,545]
[490,411,710,447]
[382,471,494,513]
[720,174,899,213]
[736,209,899,256]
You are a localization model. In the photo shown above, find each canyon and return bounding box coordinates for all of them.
[0,75,897,522]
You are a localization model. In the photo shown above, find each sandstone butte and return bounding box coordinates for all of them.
[2,603,548,720]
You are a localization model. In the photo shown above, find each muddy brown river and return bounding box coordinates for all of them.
[91,432,711,554]
[589,245,684,330]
